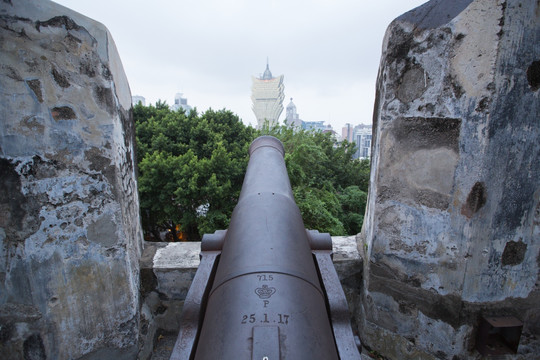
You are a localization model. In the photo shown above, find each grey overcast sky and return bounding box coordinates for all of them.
[53,0,427,131]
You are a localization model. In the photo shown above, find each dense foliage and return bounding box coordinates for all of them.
[134,102,369,241]
[260,124,369,235]
[134,102,255,241]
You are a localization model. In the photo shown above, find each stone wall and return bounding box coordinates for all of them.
[358,0,539,358]
[0,1,143,359]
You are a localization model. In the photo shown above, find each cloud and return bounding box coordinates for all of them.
[55,0,428,130]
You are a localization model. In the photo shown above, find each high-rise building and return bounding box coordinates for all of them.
[302,121,326,132]
[342,123,354,143]
[251,61,285,128]
[132,95,145,106]
[353,125,372,159]
[171,93,192,114]
[284,98,302,128]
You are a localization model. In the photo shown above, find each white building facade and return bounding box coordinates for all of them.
[132,95,146,106]
[353,125,372,159]
[284,98,303,128]
[251,62,285,128]
[171,93,192,114]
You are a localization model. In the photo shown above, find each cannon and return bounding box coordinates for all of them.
[170,136,361,360]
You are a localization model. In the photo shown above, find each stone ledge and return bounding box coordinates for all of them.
[141,235,361,270]
[140,241,201,270]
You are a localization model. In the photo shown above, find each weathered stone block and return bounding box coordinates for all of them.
[138,241,200,360]
[360,0,540,358]
[0,1,142,359]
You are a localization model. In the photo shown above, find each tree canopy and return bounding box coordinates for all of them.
[259,124,369,235]
[134,102,370,241]
[134,102,255,241]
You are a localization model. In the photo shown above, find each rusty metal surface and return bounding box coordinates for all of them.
[314,250,361,360]
[193,136,339,360]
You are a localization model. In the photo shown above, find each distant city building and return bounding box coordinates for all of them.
[353,124,372,159]
[284,98,303,128]
[171,93,192,114]
[302,121,326,132]
[342,123,354,143]
[132,95,145,106]
[323,128,341,142]
[251,61,285,128]
[286,99,336,136]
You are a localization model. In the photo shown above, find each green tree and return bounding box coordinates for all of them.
[339,185,368,235]
[258,124,370,235]
[294,186,346,235]
[134,102,255,241]
[135,103,370,240]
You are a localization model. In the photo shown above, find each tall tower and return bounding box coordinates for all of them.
[342,123,353,142]
[251,60,285,128]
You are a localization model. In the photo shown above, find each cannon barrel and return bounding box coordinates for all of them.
[170,136,360,360]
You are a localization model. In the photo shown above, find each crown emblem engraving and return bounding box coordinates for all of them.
[254,285,276,299]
